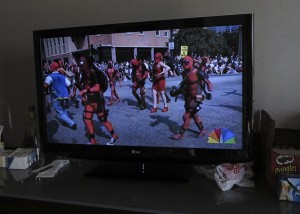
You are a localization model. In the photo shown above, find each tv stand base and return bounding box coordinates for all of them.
[84,161,194,183]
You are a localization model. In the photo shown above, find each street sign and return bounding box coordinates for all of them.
[180,46,188,57]
[168,42,174,50]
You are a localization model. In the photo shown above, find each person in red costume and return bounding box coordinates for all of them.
[78,56,119,145]
[171,55,213,140]
[151,52,171,113]
[105,61,120,106]
[131,58,149,110]
[199,56,210,74]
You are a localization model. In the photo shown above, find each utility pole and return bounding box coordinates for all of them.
[169,29,174,60]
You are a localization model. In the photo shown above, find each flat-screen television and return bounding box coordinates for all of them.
[33,14,253,167]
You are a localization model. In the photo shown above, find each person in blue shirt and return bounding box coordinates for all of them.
[44,62,77,130]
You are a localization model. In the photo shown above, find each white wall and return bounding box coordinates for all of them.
[0,0,299,147]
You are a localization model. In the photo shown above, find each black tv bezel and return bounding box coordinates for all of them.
[33,14,253,165]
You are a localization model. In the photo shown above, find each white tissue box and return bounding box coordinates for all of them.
[0,150,14,168]
[7,148,37,169]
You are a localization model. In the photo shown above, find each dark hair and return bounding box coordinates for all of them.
[79,56,92,68]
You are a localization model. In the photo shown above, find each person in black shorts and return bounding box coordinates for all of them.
[130,58,149,110]
[78,56,119,145]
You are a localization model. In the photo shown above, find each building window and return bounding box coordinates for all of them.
[45,39,48,48]
[50,39,53,55]
[155,30,160,36]
[139,31,144,35]
[43,40,49,57]
[56,38,60,54]
[61,37,66,53]
[47,39,52,56]
[164,31,169,37]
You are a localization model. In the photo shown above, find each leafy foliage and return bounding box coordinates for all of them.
[173,28,233,57]
[221,29,240,55]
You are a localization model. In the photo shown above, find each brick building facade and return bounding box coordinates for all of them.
[43,30,170,65]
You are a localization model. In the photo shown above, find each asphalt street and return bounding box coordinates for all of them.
[45,73,243,149]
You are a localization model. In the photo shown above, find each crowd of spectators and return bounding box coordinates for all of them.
[42,54,243,88]
[205,55,243,75]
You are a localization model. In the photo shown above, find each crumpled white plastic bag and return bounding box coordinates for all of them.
[214,162,255,191]
[34,159,70,178]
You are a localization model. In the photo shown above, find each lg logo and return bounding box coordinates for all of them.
[131,150,141,155]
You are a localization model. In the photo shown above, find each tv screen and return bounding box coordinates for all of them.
[33,14,253,164]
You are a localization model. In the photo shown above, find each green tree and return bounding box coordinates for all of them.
[173,28,232,57]
[221,27,241,56]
